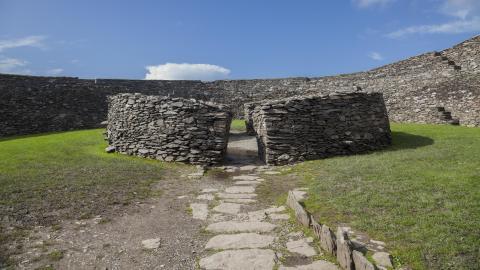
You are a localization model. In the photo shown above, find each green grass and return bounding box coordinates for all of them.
[0,129,190,266]
[289,123,480,270]
[230,119,246,132]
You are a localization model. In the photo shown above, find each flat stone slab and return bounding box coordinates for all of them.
[201,188,219,193]
[233,175,260,181]
[190,203,208,220]
[263,171,280,175]
[225,186,256,194]
[223,198,257,204]
[206,221,277,233]
[270,213,290,220]
[279,260,340,270]
[213,203,244,215]
[205,233,275,249]
[141,238,161,249]
[372,252,393,268]
[286,238,317,257]
[200,249,275,270]
[246,206,287,221]
[196,194,215,200]
[218,193,257,199]
[235,180,261,185]
[239,165,258,171]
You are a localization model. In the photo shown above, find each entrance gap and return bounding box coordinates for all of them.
[224,119,263,165]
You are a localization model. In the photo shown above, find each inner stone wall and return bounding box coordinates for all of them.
[106,94,232,165]
[249,92,392,165]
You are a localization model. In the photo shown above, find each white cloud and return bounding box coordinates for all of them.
[0,36,46,52]
[352,0,394,8]
[386,0,480,38]
[145,63,231,81]
[46,68,64,75]
[0,57,28,73]
[440,0,480,19]
[368,52,384,61]
[387,16,480,38]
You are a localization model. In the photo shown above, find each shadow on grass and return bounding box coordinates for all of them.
[389,131,434,150]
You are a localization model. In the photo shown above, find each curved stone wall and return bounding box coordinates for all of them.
[106,94,232,165]
[249,92,391,165]
[0,35,478,137]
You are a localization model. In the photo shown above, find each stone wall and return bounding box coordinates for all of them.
[249,92,391,165]
[0,35,478,137]
[106,94,232,165]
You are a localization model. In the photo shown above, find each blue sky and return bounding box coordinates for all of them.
[0,0,479,80]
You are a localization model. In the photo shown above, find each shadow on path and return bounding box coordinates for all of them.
[225,131,263,166]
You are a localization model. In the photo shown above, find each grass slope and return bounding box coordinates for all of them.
[0,129,189,265]
[230,119,246,132]
[291,124,480,269]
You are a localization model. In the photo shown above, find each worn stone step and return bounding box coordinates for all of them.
[205,233,275,249]
[279,260,340,270]
[199,249,276,270]
[206,221,277,233]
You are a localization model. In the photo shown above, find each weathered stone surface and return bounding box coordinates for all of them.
[141,238,161,249]
[105,145,115,153]
[245,206,287,221]
[336,228,354,270]
[372,252,393,269]
[286,238,317,257]
[206,221,277,233]
[223,198,257,204]
[286,191,310,227]
[190,203,208,220]
[1,37,479,139]
[263,171,280,175]
[217,193,257,199]
[320,224,337,256]
[233,175,260,181]
[353,250,376,270]
[196,194,214,201]
[225,186,256,194]
[205,233,274,249]
[199,249,275,270]
[235,180,261,185]
[269,213,290,220]
[239,165,258,171]
[213,203,243,215]
[106,94,232,165]
[201,188,218,193]
[279,260,340,270]
[249,92,392,165]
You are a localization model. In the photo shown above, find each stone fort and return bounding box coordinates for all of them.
[0,35,479,139]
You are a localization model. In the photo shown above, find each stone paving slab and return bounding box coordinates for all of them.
[222,198,257,204]
[199,249,276,270]
[205,233,275,250]
[225,186,256,194]
[206,221,277,233]
[196,194,215,201]
[190,203,208,220]
[233,175,260,181]
[201,188,219,193]
[217,193,257,199]
[279,260,340,270]
[234,180,261,185]
[286,238,317,257]
[213,203,244,215]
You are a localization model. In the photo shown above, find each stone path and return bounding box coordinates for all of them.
[190,165,341,270]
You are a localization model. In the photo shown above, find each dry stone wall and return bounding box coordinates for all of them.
[106,94,232,165]
[249,92,391,165]
[0,35,479,137]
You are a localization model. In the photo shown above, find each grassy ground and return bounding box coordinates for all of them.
[0,129,191,265]
[276,124,480,269]
[230,119,246,132]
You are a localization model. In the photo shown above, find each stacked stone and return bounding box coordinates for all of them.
[106,93,232,165]
[250,92,392,165]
